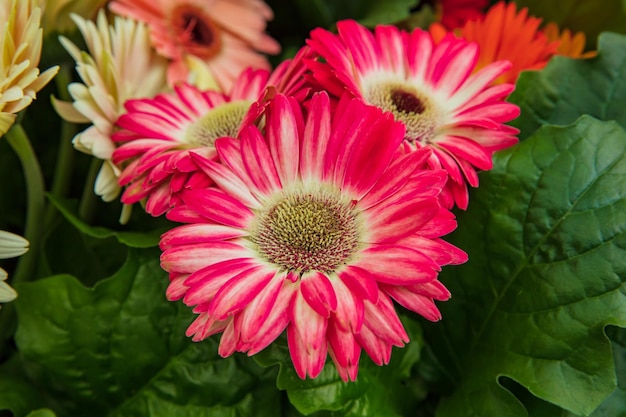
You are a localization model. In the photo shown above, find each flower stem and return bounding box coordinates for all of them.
[5,124,46,284]
[78,159,101,224]
[44,65,78,228]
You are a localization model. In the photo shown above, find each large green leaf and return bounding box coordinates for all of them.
[256,316,426,416]
[424,116,626,417]
[510,32,626,139]
[14,248,281,417]
[513,0,626,48]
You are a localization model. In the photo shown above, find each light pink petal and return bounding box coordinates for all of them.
[338,265,379,304]
[355,244,440,285]
[382,285,443,322]
[300,271,338,318]
[209,264,276,320]
[238,271,287,342]
[160,223,246,248]
[189,152,260,208]
[240,125,282,195]
[218,319,240,357]
[244,281,298,355]
[330,276,364,333]
[327,319,360,382]
[355,323,394,366]
[363,291,409,345]
[288,291,329,379]
[183,259,256,307]
[181,188,254,228]
[160,241,250,274]
[358,148,432,210]
[266,94,300,186]
[299,92,331,182]
[336,20,380,73]
[365,196,442,244]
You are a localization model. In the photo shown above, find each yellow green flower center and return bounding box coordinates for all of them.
[365,81,442,144]
[184,100,251,146]
[252,188,361,274]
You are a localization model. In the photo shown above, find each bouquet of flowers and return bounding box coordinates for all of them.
[1,0,625,416]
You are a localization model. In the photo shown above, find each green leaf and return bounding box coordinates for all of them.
[25,410,57,417]
[256,316,426,416]
[425,116,626,417]
[513,0,626,48]
[291,0,419,28]
[0,356,47,417]
[47,193,170,248]
[510,32,626,140]
[14,248,280,417]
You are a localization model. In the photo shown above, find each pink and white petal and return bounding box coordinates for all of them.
[245,281,298,355]
[355,323,394,366]
[266,94,300,186]
[330,276,364,333]
[336,20,380,74]
[436,135,493,171]
[354,244,440,285]
[218,319,240,357]
[300,271,338,318]
[382,284,443,322]
[363,291,409,345]
[288,291,329,379]
[358,148,432,210]
[327,319,361,381]
[299,92,332,182]
[375,25,406,74]
[394,236,468,266]
[166,273,189,301]
[240,125,282,195]
[342,107,406,198]
[181,188,254,228]
[338,265,379,304]
[208,264,277,320]
[364,196,441,244]
[160,241,251,274]
[183,261,257,308]
[189,152,260,208]
[237,270,286,342]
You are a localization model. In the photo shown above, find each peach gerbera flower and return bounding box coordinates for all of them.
[0,0,59,136]
[430,1,560,84]
[543,22,597,59]
[109,0,281,90]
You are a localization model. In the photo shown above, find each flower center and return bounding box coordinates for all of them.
[365,81,442,144]
[252,189,360,274]
[171,5,221,58]
[184,100,251,146]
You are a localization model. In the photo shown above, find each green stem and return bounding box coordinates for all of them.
[44,65,78,228]
[5,124,46,284]
[78,159,101,224]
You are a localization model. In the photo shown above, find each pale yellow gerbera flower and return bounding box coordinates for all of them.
[53,11,168,204]
[0,230,29,306]
[0,0,59,136]
[35,0,107,34]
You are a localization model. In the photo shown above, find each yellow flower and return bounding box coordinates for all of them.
[0,0,59,136]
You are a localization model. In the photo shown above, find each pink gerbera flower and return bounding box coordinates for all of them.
[108,0,281,89]
[306,19,520,210]
[112,50,312,217]
[159,92,467,381]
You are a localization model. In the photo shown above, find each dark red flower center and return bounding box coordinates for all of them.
[171,5,221,58]
[391,89,426,114]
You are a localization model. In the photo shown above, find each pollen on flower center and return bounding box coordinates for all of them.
[252,189,360,274]
[171,5,221,58]
[184,100,251,146]
[365,81,442,144]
